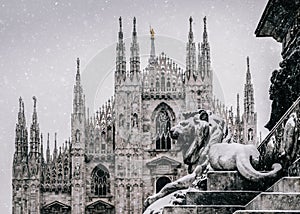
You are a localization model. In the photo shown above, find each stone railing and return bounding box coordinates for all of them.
[258,96,300,174]
[142,90,185,100]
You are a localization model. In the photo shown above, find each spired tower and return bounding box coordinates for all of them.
[12,97,43,214]
[242,57,257,145]
[232,57,257,145]
[185,16,213,111]
[70,58,86,213]
[114,17,144,213]
[12,97,29,214]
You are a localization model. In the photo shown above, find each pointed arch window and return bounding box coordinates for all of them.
[167,78,171,91]
[91,165,110,197]
[156,78,160,91]
[155,109,171,150]
[161,73,165,91]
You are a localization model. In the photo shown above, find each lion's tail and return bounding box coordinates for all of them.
[236,155,282,182]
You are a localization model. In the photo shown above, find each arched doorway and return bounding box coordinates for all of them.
[156,176,171,193]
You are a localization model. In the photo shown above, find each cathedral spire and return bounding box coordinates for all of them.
[40,133,44,162]
[203,16,208,43]
[73,58,85,116]
[186,16,196,81]
[14,97,28,163]
[29,96,40,158]
[46,133,50,163]
[130,17,140,81]
[76,57,80,83]
[234,93,243,143]
[149,26,156,64]
[236,93,240,124]
[116,16,126,85]
[201,16,211,78]
[119,16,123,40]
[244,56,255,116]
[246,56,251,84]
[53,133,57,160]
[198,42,203,78]
[133,16,136,36]
[242,56,257,145]
[32,96,37,125]
[188,16,194,43]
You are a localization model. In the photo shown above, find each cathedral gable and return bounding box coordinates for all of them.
[146,156,181,174]
[86,200,114,214]
[42,201,71,214]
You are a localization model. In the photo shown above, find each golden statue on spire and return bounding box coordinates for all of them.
[150,26,155,39]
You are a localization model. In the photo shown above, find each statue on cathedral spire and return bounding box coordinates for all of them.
[149,26,156,64]
[150,26,155,39]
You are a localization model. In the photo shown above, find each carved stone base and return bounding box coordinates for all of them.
[207,170,276,191]
[186,190,259,206]
[163,205,244,214]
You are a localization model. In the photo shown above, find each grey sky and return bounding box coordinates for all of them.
[0,0,281,212]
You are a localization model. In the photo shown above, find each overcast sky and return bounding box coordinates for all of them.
[0,0,282,212]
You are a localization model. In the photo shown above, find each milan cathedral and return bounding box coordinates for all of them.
[12,16,257,213]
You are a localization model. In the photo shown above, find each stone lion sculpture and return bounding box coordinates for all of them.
[144,110,282,211]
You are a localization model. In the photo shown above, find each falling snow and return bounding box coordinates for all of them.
[0,0,281,213]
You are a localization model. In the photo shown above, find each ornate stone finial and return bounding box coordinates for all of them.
[76,58,80,82]
[247,56,250,70]
[188,16,194,42]
[133,17,136,33]
[189,16,193,31]
[77,57,80,72]
[33,96,36,107]
[19,97,22,111]
[246,56,251,84]
[203,16,208,44]
[119,16,122,30]
[118,16,123,39]
[32,96,37,114]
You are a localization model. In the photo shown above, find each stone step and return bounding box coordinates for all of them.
[266,177,300,193]
[162,205,245,214]
[234,211,300,214]
[245,193,300,210]
[186,190,260,206]
[207,171,277,191]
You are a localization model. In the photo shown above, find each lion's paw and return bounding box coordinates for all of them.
[170,191,186,205]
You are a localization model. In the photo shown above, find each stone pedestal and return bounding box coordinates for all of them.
[207,171,261,191]
[207,170,278,191]
[186,190,259,206]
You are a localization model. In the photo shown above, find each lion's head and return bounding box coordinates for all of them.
[170,110,210,172]
[170,109,208,140]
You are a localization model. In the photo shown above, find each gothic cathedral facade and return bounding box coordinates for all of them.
[12,17,257,214]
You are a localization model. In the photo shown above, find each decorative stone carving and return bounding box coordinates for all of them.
[144,110,282,210]
[74,163,80,179]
